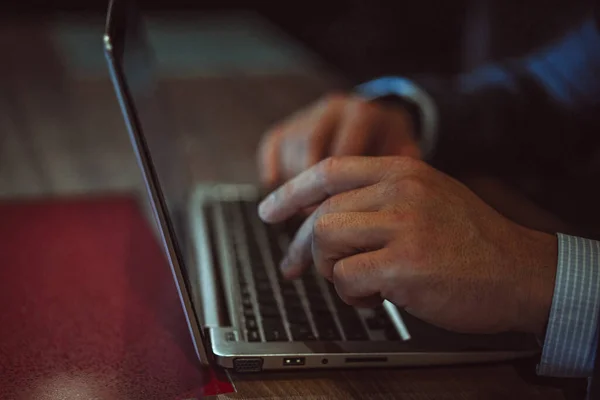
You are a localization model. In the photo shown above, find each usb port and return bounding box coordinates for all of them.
[283,357,305,366]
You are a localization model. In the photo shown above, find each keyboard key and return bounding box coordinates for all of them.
[384,327,400,341]
[257,290,276,305]
[338,315,368,340]
[243,306,256,318]
[253,269,269,283]
[264,224,284,265]
[286,310,309,324]
[373,306,399,337]
[241,285,251,297]
[240,204,270,274]
[344,329,370,341]
[290,324,317,341]
[365,316,385,330]
[284,303,305,314]
[308,299,330,313]
[283,296,303,308]
[312,314,335,325]
[280,285,298,298]
[315,320,342,341]
[256,280,272,293]
[284,298,310,323]
[262,318,288,342]
[259,305,281,318]
[247,329,261,342]
[302,279,322,295]
[245,317,257,330]
[241,296,252,308]
[338,310,362,327]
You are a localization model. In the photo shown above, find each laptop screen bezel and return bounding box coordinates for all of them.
[103,0,210,365]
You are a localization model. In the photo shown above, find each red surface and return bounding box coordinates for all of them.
[0,195,234,399]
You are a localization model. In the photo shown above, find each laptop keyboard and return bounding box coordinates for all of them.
[216,199,397,343]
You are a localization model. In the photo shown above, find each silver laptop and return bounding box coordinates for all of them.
[103,0,540,372]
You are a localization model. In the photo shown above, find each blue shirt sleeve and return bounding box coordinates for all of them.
[537,233,600,377]
[356,16,600,172]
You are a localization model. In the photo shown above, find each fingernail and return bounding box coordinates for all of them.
[258,193,275,220]
[280,255,292,271]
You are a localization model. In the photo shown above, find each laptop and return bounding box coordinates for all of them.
[103,0,541,372]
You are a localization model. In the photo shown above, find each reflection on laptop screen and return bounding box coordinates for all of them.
[118,3,191,249]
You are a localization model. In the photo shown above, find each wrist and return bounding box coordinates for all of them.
[512,227,558,337]
[371,95,422,141]
[356,77,438,159]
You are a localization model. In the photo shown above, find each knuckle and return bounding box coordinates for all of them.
[390,156,425,174]
[319,195,341,215]
[350,97,376,116]
[402,177,428,198]
[322,92,348,106]
[378,177,428,204]
[313,213,334,238]
[378,181,402,200]
[386,209,409,226]
[321,156,340,173]
[332,261,354,292]
[317,156,341,190]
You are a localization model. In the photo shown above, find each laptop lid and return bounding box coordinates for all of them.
[103,0,210,364]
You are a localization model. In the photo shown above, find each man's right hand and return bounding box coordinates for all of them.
[257,93,420,188]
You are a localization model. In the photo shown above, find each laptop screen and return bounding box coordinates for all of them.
[104,0,208,363]
[117,1,189,234]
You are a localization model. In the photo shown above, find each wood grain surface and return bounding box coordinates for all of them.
[218,362,580,400]
[0,16,586,400]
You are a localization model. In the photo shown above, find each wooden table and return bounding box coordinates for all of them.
[0,15,586,400]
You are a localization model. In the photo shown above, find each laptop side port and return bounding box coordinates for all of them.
[283,357,305,366]
[233,357,263,373]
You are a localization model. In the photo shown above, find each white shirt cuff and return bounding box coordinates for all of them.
[537,233,600,377]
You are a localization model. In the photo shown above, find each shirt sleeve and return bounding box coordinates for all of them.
[537,233,600,377]
[358,17,600,176]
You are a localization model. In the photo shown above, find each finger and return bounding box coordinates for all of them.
[300,205,318,218]
[280,122,308,180]
[331,98,380,156]
[312,212,393,281]
[259,156,398,223]
[303,96,343,167]
[299,183,385,217]
[378,124,422,159]
[279,188,388,279]
[337,294,383,309]
[280,96,343,181]
[257,126,284,187]
[332,249,391,307]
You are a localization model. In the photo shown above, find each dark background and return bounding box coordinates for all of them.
[1,0,590,83]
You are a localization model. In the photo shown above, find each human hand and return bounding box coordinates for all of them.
[258,156,558,336]
[257,93,419,188]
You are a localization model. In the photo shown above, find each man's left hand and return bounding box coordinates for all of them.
[258,156,558,336]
